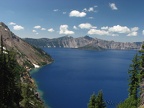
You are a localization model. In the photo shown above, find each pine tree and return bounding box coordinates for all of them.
[117,53,141,108]
[88,93,97,108]
[88,91,106,108]
[95,91,106,108]
[128,54,140,99]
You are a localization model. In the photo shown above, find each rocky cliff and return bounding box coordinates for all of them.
[24,35,141,50]
[0,22,53,68]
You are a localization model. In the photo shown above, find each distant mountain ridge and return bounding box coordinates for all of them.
[24,35,142,50]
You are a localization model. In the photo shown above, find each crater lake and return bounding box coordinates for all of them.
[31,48,137,108]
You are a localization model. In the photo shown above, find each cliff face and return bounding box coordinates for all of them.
[0,22,53,68]
[24,35,141,50]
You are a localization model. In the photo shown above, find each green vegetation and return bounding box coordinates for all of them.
[88,91,106,108]
[0,35,45,107]
[117,45,144,108]
[0,36,23,107]
[117,54,140,108]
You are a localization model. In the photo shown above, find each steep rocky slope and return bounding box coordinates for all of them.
[0,22,53,68]
[24,35,141,50]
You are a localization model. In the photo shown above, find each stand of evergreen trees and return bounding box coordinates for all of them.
[117,45,144,108]
[0,36,23,107]
[0,35,45,108]
[88,91,106,108]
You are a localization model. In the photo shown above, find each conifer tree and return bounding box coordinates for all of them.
[128,54,140,99]
[95,91,106,108]
[88,91,106,108]
[88,93,97,108]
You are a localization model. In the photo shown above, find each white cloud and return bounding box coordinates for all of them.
[108,25,130,33]
[9,22,16,25]
[87,25,138,36]
[34,25,41,29]
[88,7,94,12]
[13,25,24,30]
[79,23,96,29]
[83,5,97,13]
[32,30,37,32]
[131,27,139,32]
[41,28,46,30]
[127,32,138,36]
[88,29,110,35]
[109,3,118,10]
[48,28,54,32]
[36,33,39,35]
[59,25,74,35]
[69,10,86,17]
[53,9,59,12]
[73,26,78,30]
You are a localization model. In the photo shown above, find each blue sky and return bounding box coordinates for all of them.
[0,0,144,42]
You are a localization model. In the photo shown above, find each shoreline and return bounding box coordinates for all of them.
[29,62,53,108]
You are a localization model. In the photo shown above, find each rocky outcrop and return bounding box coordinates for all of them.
[24,35,141,50]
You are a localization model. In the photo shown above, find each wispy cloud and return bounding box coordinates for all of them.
[41,28,46,30]
[109,3,118,10]
[88,17,94,19]
[53,9,59,12]
[63,12,67,14]
[59,25,74,35]
[69,10,86,17]
[83,5,98,12]
[32,30,37,32]
[32,29,39,35]
[101,26,109,30]
[73,26,78,30]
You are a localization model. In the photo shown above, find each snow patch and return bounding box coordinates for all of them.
[33,63,40,68]
[5,28,8,31]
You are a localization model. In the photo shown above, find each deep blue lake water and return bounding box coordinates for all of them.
[31,48,137,108]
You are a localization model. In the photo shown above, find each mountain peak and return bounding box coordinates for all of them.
[83,35,93,40]
[0,22,10,31]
